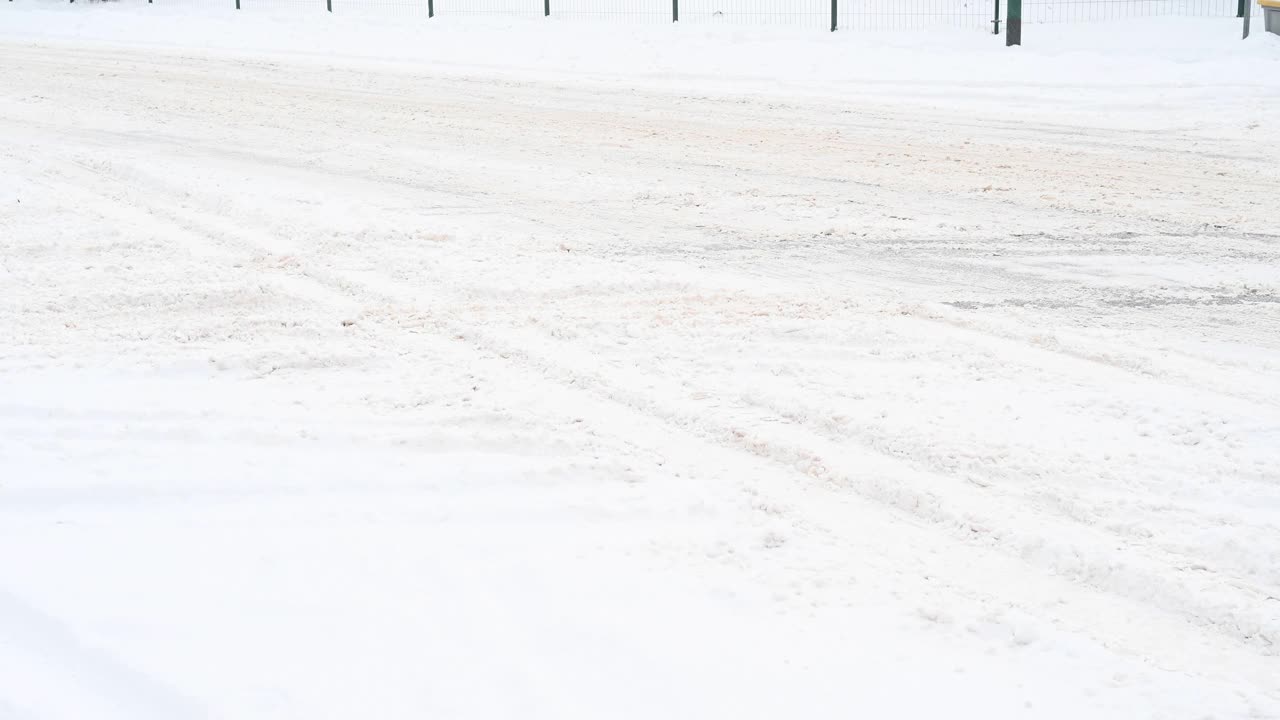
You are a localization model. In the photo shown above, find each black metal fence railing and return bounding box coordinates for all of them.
[554,0,669,24]
[20,0,1262,36]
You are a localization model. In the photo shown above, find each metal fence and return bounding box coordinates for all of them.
[1023,0,1249,22]
[32,0,1262,34]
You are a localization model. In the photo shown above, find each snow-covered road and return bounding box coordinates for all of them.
[2,10,1279,719]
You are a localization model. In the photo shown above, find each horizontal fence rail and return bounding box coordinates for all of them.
[19,0,1260,34]
[1023,0,1251,22]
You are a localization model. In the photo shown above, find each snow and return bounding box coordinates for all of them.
[2,3,1279,719]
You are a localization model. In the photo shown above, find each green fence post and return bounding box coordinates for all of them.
[428,0,433,16]
[672,0,678,22]
[830,0,836,31]
[544,0,549,16]
[1238,0,1246,17]
[327,0,332,11]
[993,0,1001,34]
[236,0,240,8]
[1006,0,1021,45]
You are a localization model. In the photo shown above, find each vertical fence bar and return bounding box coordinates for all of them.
[544,0,549,16]
[1238,0,1246,17]
[428,0,433,17]
[673,0,678,22]
[1006,0,1021,45]
[327,0,332,11]
[993,0,1001,33]
[236,0,240,8]
[830,0,837,31]
[1243,3,1251,36]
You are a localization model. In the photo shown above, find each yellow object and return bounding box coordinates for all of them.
[1261,0,1280,8]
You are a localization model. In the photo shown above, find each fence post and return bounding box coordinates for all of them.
[235,0,240,8]
[1238,0,1246,17]
[544,0,549,16]
[1243,3,1251,36]
[993,0,1001,34]
[672,0,678,22]
[830,0,836,31]
[428,0,433,16]
[1006,0,1021,45]
[327,0,332,10]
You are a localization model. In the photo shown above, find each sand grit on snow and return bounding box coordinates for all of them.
[1,3,1279,719]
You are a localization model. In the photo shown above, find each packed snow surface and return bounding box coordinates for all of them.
[1,4,1279,719]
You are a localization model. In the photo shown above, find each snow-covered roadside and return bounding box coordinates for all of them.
[4,1,1280,129]
[1,6,1279,719]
